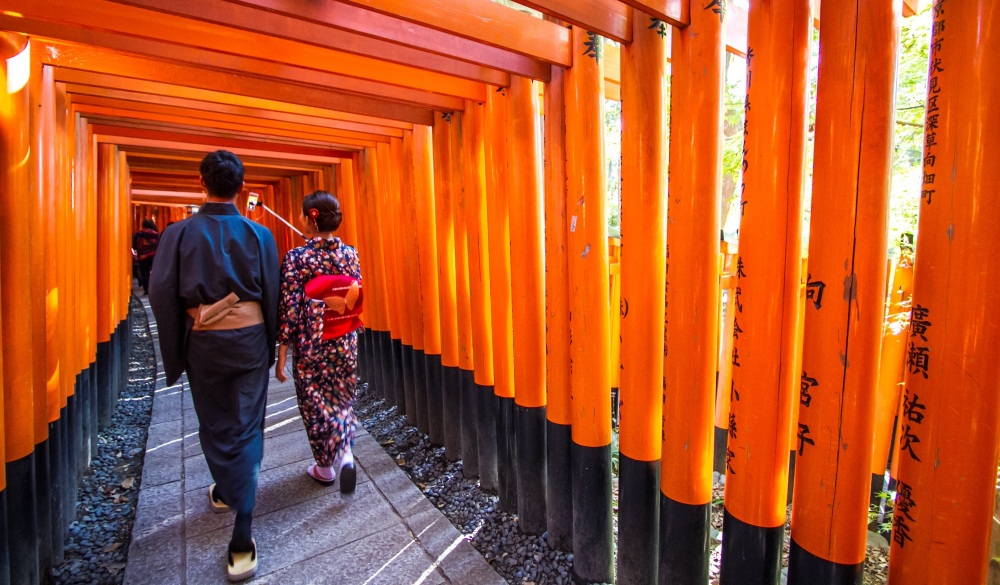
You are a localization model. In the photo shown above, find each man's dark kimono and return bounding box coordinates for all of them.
[149,202,279,521]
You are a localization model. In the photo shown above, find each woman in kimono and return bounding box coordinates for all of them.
[276,190,363,493]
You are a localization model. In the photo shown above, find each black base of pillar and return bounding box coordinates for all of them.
[496,396,517,513]
[514,404,546,535]
[659,495,709,585]
[719,510,784,585]
[88,363,99,460]
[378,331,392,401]
[413,349,429,434]
[442,365,463,461]
[401,345,415,424]
[359,331,370,385]
[787,538,862,585]
[97,341,113,429]
[34,438,53,581]
[391,338,405,410]
[787,451,796,505]
[477,383,499,494]
[0,489,9,585]
[425,353,445,446]
[381,331,397,400]
[459,369,479,478]
[545,420,572,551]
[50,416,65,565]
[570,442,614,584]
[616,455,659,585]
[6,455,39,584]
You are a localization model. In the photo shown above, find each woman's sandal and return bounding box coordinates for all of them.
[227,539,257,582]
[306,463,336,487]
[339,460,356,494]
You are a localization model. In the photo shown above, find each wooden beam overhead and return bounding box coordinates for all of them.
[78,111,379,150]
[511,0,632,44]
[97,133,349,164]
[61,84,411,133]
[334,0,572,66]
[42,43,437,125]
[72,102,390,146]
[88,123,355,159]
[102,0,511,87]
[617,0,687,28]
[1,0,488,100]
[9,18,473,110]
[219,0,551,81]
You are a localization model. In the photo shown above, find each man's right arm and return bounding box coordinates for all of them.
[148,224,187,385]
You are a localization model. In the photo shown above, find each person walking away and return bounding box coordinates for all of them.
[275,190,363,493]
[133,218,159,295]
[149,150,279,582]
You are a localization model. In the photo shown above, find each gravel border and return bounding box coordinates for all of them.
[52,296,156,585]
[354,387,577,585]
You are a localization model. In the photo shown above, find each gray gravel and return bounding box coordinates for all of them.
[51,296,156,585]
[355,386,576,585]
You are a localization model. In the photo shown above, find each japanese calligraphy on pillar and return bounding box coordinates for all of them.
[921,0,947,206]
[901,304,932,461]
[893,480,917,548]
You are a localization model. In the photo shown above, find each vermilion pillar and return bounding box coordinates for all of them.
[543,64,572,551]
[788,1,899,582]
[661,2,724,583]
[565,26,614,585]
[452,112,479,478]
[1,32,38,585]
[462,101,498,493]
[432,114,462,459]
[402,131,429,432]
[484,87,517,511]
[387,138,410,413]
[412,125,443,447]
[618,11,669,585]
[375,142,402,406]
[719,0,810,581]
[506,75,547,535]
[888,3,1000,583]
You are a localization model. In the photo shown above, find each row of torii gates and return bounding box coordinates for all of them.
[0,0,997,584]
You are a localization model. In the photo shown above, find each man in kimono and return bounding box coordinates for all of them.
[149,150,279,582]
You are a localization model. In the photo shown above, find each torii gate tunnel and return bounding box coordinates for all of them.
[0,0,997,584]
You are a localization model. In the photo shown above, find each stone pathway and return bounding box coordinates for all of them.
[125,299,504,585]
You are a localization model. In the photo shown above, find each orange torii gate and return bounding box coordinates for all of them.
[3,1,999,584]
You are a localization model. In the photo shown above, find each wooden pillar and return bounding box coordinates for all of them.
[452,112,479,479]
[888,2,1000,583]
[402,132,429,432]
[390,138,415,420]
[543,64,573,551]
[507,75,547,535]
[617,11,670,585]
[565,26,614,584]
[719,0,811,581]
[870,254,912,483]
[375,142,401,404]
[484,87,517,511]
[432,114,462,459]
[358,148,389,401]
[386,138,408,413]
[28,51,55,574]
[413,125,443,446]
[659,2,725,583]
[461,101,499,493]
[788,1,899,581]
[96,143,116,430]
[336,162,359,249]
[1,32,37,585]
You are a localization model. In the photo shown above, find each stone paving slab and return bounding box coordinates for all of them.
[127,299,504,585]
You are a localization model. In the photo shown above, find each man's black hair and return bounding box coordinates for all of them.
[200,150,244,198]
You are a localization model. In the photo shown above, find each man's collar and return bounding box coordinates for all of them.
[198,201,240,216]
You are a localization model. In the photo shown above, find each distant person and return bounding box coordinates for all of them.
[149,150,279,582]
[132,219,159,295]
[276,190,362,493]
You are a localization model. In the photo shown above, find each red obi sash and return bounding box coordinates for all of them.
[304,274,364,340]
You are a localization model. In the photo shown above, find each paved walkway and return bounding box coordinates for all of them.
[125,299,505,585]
